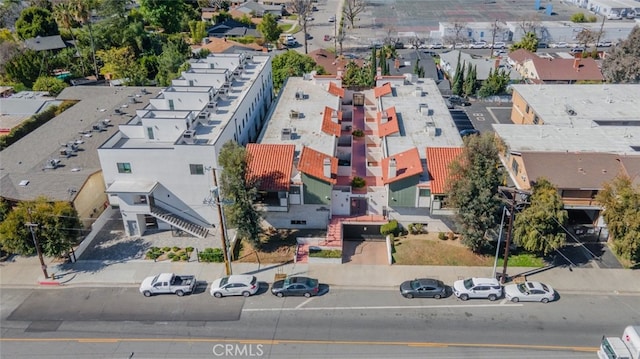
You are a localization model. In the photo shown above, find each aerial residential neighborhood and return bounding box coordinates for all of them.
[0,0,639,357]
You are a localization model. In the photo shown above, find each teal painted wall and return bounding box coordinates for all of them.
[389,176,418,207]
[302,173,331,205]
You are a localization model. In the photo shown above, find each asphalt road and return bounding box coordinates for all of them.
[2,287,639,358]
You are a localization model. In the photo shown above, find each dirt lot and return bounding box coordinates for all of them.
[392,233,494,266]
[234,229,326,264]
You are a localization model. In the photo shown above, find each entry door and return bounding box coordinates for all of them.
[350,198,367,216]
[127,220,139,236]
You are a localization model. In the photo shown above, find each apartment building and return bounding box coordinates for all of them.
[98,53,273,238]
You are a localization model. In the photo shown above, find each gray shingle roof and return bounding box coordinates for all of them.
[24,35,67,51]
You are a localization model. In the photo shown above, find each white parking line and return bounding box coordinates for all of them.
[296,297,315,309]
[243,303,523,312]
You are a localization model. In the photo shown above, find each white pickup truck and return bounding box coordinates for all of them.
[139,273,197,297]
[598,325,640,359]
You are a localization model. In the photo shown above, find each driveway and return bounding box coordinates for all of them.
[343,240,389,265]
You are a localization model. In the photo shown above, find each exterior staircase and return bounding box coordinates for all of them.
[150,205,209,238]
[322,218,343,247]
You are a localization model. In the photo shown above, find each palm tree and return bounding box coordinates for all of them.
[53,1,86,74]
[69,0,98,78]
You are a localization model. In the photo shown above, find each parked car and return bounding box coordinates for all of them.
[607,12,622,20]
[305,33,313,40]
[493,49,507,57]
[492,41,506,49]
[210,275,258,298]
[459,128,480,137]
[597,41,612,47]
[139,273,196,297]
[448,95,471,106]
[552,41,569,48]
[305,16,314,21]
[328,15,336,22]
[399,278,446,299]
[570,47,585,54]
[469,41,487,49]
[324,34,331,41]
[271,276,319,297]
[428,42,443,49]
[504,281,556,303]
[453,42,468,49]
[453,277,502,301]
[537,42,549,49]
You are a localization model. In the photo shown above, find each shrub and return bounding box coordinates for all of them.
[438,232,447,240]
[381,220,400,236]
[171,255,180,261]
[309,248,342,258]
[186,246,194,253]
[198,247,224,262]
[570,12,587,23]
[351,176,366,188]
[181,254,189,261]
[352,129,365,137]
[587,15,597,22]
[162,246,171,252]
[167,252,175,259]
[408,223,425,234]
[172,246,180,252]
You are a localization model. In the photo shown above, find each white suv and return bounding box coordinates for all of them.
[453,277,502,301]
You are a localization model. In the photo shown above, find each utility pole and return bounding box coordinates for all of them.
[500,197,515,284]
[334,17,337,55]
[490,19,498,58]
[26,209,49,279]
[212,168,232,276]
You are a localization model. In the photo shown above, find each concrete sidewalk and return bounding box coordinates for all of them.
[2,255,639,296]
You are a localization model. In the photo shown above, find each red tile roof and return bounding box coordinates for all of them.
[328,82,345,97]
[381,147,423,184]
[374,82,392,97]
[298,146,338,184]
[246,144,295,191]
[426,147,464,194]
[377,106,399,137]
[321,106,341,137]
[308,48,363,75]
[508,49,537,64]
[191,36,264,53]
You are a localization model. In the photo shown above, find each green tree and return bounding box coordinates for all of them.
[189,20,208,45]
[32,76,68,96]
[596,175,640,264]
[257,13,280,45]
[342,60,370,87]
[15,6,59,40]
[96,46,147,85]
[70,0,99,78]
[602,26,640,83]
[0,198,10,223]
[512,178,568,255]
[217,141,262,249]
[478,68,510,98]
[271,50,324,92]
[213,10,232,24]
[139,0,186,34]
[238,14,253,27]
[463,63,475,97]
[452,62,465,96]
[446,133,504,252]
[155,37,189,86]
[53,1,85,74]
[0,197,82,257]
[3,48,42,87]
[370,46,377,81]
[511,32,538,52]
[570,12,587,23]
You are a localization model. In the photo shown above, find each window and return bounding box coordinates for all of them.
[525,105,530,113]
[117,162,131,173]
[418,189,431,197]
[291,220,307,225]
[190,164,204,175]
[533,115,540,124]
[511,159,519,173]
[146,127,154,139]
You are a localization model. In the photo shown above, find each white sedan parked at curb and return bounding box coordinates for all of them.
[504,281,556,303]
[210,275,259,298]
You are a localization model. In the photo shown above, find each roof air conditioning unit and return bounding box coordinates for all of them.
[281,128,293,140]
[414,86,423,97]
[182,130,197,144]
[45,158,61,169]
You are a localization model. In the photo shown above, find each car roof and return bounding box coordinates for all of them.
[226,275,255,283]
[416,278,442,286]
[471,277,500,285]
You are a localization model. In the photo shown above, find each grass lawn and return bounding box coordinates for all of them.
[496,253,545,267]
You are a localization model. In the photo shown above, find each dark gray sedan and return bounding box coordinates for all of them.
[271,276,319,298]
[400,278,446,299]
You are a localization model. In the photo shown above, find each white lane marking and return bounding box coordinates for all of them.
[243,303,523,312]
[296,297,315,309]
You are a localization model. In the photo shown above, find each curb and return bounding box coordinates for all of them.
[38,280,61,286]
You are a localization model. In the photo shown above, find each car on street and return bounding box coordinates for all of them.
[504,281,556,303]
[453,277,502,301]
[324,34,331,41]
[271,276,320,297]
[448,95,471,106]
[597,41,612,47]
[453,42,468,49]
[469,41,487,49]
[343,53,359,59]
[328,15,335,22]
[139,273,196,297]
[570,47,585,54]
[210,275,259,298]
[428,42,443,49]
[551,41,569,48]
[399,278,446,299]
[493,49,507,57]
[492,41,506,49]
[537,42,549,48]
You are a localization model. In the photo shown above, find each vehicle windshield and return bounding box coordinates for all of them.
[220,277,229,286]
[541,283,550,292]
[516,283,529,294]
[599,337,617,359]
[411,280,421,290]
[463,278,474,289]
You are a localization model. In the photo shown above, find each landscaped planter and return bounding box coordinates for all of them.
[308,246,343,264]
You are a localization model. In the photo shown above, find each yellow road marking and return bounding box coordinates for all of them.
[0,337,599,352]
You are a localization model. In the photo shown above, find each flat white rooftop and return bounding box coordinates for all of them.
[512,84,640,127]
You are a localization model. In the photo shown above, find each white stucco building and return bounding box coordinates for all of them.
[98,53,274,238]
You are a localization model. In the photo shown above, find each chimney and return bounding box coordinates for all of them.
[377,67,382,78]
[323,158,332,179]
[573,56,581,70]
[337,67,343,78]
[388,157,397,179]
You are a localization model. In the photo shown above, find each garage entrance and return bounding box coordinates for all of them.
[342,224,384,241]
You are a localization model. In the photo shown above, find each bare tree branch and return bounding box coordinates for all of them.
[342,0,365,28]
[289,0,313,54]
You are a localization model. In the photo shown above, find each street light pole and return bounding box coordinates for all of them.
[26,209,49,279]
[211,168,232,276]
[492,206,507,279]
[500,199,515,284]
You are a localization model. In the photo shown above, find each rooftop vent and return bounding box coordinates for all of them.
[182,130,197,144]
[44,158,61,169]
[414,87,423,97]
[281,128,293,140]
[565,104,577,116]
[295,90,306,100]
[19,180,29,187]
[419,103,429,115]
